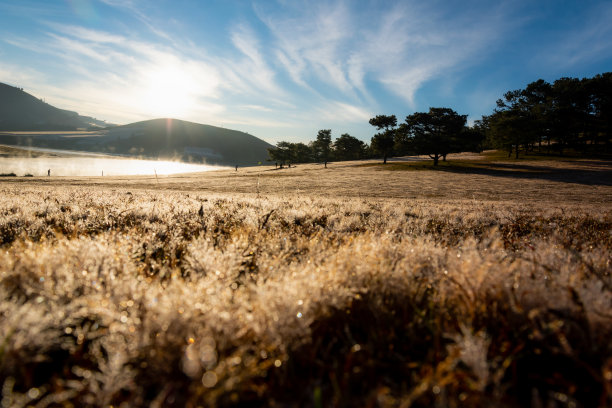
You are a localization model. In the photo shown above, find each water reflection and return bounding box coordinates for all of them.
[0,157,221,177]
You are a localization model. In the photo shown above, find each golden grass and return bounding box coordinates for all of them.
[3,156,610,204]
[0,157,611,407]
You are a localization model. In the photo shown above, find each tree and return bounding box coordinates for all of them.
[291,142,314,163]
[268,141,314,167]
[458,126,485,154]
[393,123,414,156]
[588,73,612,152]
[550,77,590,154]
[313,129,332,167]
[369,115,397,164]
[482,73,612,157]
[487,90,538,158]
[333,133,366,161]
[404,107,467,165]
[522,79,553,152]
[268,142,293,168]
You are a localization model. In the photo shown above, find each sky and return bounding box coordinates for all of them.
[1,0,611,144]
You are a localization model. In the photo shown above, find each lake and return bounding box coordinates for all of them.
[0,152,222,177]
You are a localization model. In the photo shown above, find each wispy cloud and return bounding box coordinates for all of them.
[256,1,510,106]
[256,1,354,94]
[3,24,225,124]
[317,101,372,123]
[3,0,607,144]
[228,24,285,97]
[0,62,43,89]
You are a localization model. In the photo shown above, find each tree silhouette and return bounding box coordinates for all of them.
[268,142,314,167]
[405,108,467,165]
[369,115,397,164]
[333,133,366,160]
[268,142,293,168]
[313,129,332,167]
[482,73,612,156]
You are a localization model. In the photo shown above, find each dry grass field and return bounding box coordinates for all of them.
[0,154,611,407]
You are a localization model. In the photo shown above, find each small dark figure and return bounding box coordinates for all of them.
[235,165,238,171]
[47,169,50,177]
[275,162,278,169]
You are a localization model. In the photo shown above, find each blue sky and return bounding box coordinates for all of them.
[1,0,611,144]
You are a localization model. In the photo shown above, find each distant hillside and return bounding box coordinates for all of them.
[103,118,274,165]
[0,83,110,130]
[0,118,274,166]
[0,82,274,165]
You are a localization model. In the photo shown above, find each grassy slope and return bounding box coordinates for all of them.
[0,83,95,130]
[104,118,274,166]
[0,118,274,166]
[0,156,611,407]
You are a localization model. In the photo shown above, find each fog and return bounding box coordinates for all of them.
[0,157,222,177]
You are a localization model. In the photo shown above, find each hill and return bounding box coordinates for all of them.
[0,118,274,166]
[0,83,274,165]
[103,118,274,165]
[0,83,109,130]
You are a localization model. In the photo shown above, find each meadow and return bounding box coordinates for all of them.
[0,155,611,407]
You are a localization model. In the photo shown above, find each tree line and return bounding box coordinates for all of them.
[268,129,371,167]
[269,108,484,167]
[481,72,612,158]
[268,72,611,166]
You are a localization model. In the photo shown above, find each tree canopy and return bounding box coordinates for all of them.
[333,133,367,161]
[268,72,611,170]
[268,130,371,167]
[483,73,612,156]
[369,115,397,164]
[404,107,470,165]
[313,129,332,167]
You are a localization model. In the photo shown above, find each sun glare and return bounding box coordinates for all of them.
[141,65,195,118]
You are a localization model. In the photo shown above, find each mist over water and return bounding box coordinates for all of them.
[0,157,221,176]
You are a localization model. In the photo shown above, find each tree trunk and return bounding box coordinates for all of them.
[433,155,439,166]
[515,144,519,159]
[442,154,447,162]
[383,154,387,164]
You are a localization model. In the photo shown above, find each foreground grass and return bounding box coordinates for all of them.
[0,177,611,407]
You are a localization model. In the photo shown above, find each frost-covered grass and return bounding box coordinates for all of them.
[0,162,611,407]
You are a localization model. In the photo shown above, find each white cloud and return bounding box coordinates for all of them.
[228,24,285,97]
[0,0,534,143]
[47,33,111,63]
[317,101,372,123]
[0,63,44,89]
[256,1,354,94]
[46,24,125,44]
[256,1,509,106]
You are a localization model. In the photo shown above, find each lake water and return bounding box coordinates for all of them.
[0,155,221,177]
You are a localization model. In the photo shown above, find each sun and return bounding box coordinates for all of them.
[141,64,195,118]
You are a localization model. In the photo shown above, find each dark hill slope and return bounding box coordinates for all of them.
[0,83,108,130]
[104,118,274,165]
[0,118,274,166]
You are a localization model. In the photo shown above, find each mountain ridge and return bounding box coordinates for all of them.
[0,84,274,166]
[0,83,110,130]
